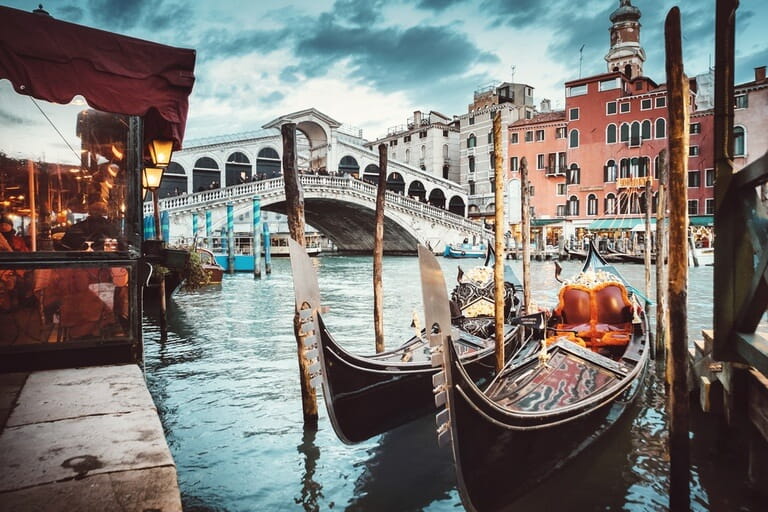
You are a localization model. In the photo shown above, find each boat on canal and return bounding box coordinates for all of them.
[443,240,488,258]
[288,238,527,444]
[421,240,651,511]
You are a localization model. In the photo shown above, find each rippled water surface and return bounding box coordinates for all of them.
[143,256,761,511]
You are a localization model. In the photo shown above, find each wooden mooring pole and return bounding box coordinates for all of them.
[493,112,505,372]
[520,157,531,313]
[253,197,262,279]
[655,149,669,358]
[664,8,691,510]
[374,144,387,353]
[282,121,317,425]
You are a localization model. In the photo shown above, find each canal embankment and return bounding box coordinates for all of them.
[0,364,181,511]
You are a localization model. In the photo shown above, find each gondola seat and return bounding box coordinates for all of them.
[552,281,633,352]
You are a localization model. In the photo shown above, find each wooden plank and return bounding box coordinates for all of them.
[736,332,768,377]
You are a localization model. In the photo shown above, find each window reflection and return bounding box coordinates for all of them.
[0,264,131,344]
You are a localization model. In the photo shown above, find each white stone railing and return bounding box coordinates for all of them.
[145,175,491,239]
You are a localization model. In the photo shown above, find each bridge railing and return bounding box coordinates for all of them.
[146,175,492,239]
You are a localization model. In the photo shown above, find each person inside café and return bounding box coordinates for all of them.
[59,200,120,251]
[0,216,29,252]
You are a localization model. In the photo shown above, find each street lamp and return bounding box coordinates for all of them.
[143,166,165,238]
[148,139,174,168]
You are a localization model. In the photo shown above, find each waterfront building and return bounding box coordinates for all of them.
[364,110,460,200]
[507,0,719,246]
[733,65,768,172]
[459,82,537,228]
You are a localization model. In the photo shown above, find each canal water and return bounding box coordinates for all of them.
[143,256,762,511]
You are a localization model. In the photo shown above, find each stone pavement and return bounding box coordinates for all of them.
[0,364,181,512]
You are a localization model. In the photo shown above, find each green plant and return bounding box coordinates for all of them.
[182,247,211,290]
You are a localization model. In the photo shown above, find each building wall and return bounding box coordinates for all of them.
[734,71,768,172]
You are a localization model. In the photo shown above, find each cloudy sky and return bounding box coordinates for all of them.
[2,0,767,145]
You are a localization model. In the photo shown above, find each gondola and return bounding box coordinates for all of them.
[421,240,651,511]
[288,239,526,444]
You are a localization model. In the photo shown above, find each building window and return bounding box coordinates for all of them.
[467,133,476,148]
[690,122,701,134]
[735,94,748,109]
[606,101,617,115]
[641,120,651,140]
[641,98,652,110]
[688,200,699,215]
[558,152,567,171]
[405,148,410,163]
[655,118,666,138]
[555,127,567,139]
[620,123,629,143]
[557,183,567,196]
[569,129,579,148]
[469,116,475,125]
[568,164,580,184]
[688,171,701,188]
[655,96,666,108]
[419,130,427,138]
[489,151,495,171]
[567,84,587,96]
[404,134,411,142]
[569,108,579,121]
[443,129,449,137]
[568,195,580,216]
[469,181,475,195]
[605,194,616,215]
[689,145,700,156]
[525,130,534,142]
[443,144,448,159]
[557,204,567,216]
[620,102,630,113]
[537,154,545,169]
[510,156,519,172]
[511,132,519,144]
[629,121,641,146]
[599,78,620,91]
[606,124,617,144]
[734,126,745,156]
[619,158,631,178]
[705,168,715,187]
[605,160,617,182]
[587,194,598,215]
[420,145,426,159]
[706,198,715,215]
[535,129,545,141]
[468,155,475,172]
[487,131,492,144]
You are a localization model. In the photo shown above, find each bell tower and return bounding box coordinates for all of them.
[605,0,646,79]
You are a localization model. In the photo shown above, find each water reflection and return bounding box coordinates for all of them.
[346,415,456,511]
[296,425,323,512]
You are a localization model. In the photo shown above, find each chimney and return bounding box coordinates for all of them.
[413,110,422,125]
[540,99,551,113]
[756,66,766,82]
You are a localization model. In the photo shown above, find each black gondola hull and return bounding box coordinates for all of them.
[317,315,518,443]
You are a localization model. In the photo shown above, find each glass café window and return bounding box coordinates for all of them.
[0,81,138,348]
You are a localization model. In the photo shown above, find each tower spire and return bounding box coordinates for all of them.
[605,0,645,79]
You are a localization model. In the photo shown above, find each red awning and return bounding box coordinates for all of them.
[0,6,196,149]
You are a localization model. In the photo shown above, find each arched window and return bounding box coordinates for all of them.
[468,155,475,173]
[405,148,410,163]
[654,154,661,179]
[604,159,617,182]
[442,144,448,160]
[655,118,666,138]
[587,194,598,216]
[638,156,650,177]
[620,158,631,178]
[605,193,616,215]
[569,129,579,148]
[630,157,639,177]
[734,126,745,156]
[630,121,640,146]
[606,124,617,144]
[568,163,580,184]
[568,195,579,216]
[641,120,652,140]
[467,133,476,148]
[620,123,629,142]
[420,145,426,160]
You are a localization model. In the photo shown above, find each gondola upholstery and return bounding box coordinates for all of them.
[550,281,633,351]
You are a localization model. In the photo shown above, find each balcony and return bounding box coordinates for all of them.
[545,166,566,177]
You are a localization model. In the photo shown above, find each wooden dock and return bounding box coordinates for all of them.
[0,364,181,511]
